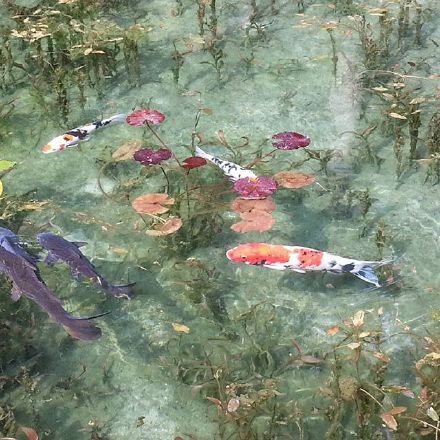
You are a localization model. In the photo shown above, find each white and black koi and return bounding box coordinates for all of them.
[195,146,257,182]
[42,113,126,154]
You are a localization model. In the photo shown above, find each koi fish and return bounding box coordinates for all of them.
[0,227,38,266]
[195,146,257,182]
[37,232,134,299]
[226,242,392,287]
[42,113,127,154]
[0,246,104,340]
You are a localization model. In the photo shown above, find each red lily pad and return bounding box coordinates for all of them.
[126,109,165,126]
[182,156,208,169]
[132,193,174,215]
[273,171,316,189]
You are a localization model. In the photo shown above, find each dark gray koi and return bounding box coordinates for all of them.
[0,247,103,340]
[37,232,134,299]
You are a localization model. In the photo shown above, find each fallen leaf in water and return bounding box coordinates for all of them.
[372,352,390,363]
[380,412,398,431]
[171,322,190,333]
[227,398,240,412]
[145,217,183,236]
[273,171,315,189]
[207,396,222,406]
[352,310,365,327]
[389,406,407,415]
[0,160,16,172]
[21,427,39,440]
[112,140,142,161]
[132,193,174,215]
[388,112,407,120]
[427,407,439,422]
[0,180,3,196]
[327,325,340,335]
[231,197,275,214]
[345,342,361,350]
[231,210,275,233]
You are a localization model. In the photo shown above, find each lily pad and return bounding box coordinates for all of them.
[145,217,183,236]
[273,171,315,189]
[231,210,275,233]
[112,140,142,161]
[231,197,275,214]
[132,193,174,215]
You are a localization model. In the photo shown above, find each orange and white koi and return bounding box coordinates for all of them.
[42,113,126,154]
[195,146,257,182]
[226,242,392,287]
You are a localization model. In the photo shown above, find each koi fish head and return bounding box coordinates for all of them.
[42,134,78,154]
[226,243,290,266]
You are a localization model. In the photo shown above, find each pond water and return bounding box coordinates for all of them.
[1,0,440,439]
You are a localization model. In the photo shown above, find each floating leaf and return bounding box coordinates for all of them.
[352,310,365,327]
[345,342,361,350]
[112,140,142,161]
[389,407,407,416]
[233,176,278,200]
[380,412,398,431]
[0,160,16,172]
[427,407,439,422]
[388,112,407,120]
[181,156,208,169]
[327,325,340,336]
[227,398,240,413]
[231,197,275,214]
[20,427,39,440]
[273,171,316,189]
[145,217,183,236]
[132,193,174,215]
[372,351,390,363]
[84,47,93,55]
[207,397,222,406]
[231,211,275,233]
[171,322,190,333]
[0,180,3,197]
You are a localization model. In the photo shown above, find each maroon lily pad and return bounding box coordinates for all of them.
[126,109,165,126]
[182,156,208,169]
[272,131,311,150]
[233,176,277,200]
[134,148,172,165]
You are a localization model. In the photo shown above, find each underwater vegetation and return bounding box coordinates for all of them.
[0,0,440,439]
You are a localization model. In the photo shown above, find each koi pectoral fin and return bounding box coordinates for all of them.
[291,268,307,274]
[11,284,22,301]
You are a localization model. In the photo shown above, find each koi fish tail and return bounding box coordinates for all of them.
[62,319,102,340]
[103,282,135,299]
[352,265,381,287]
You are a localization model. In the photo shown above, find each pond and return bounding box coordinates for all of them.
[1,0,439,439]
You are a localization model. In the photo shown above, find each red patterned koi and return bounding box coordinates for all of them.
[226,242,392,287]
